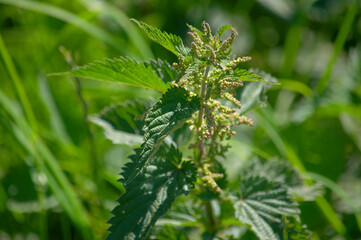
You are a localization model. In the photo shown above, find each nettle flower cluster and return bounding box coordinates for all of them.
[173,22,254,193]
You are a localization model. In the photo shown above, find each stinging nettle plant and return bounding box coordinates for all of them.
[55,20,315,240]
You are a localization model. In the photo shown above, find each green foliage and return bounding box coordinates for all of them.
[99,85,200,238]
[3,2,360,239]
[155,225,189,240]
[234,158,318,239]
[93,20,312,240]
[215,24,233,38]
[233,176,300,240]
[131,19,189,56]
[240,158,301,189]
[238,70,278,114]
[0,89,93,240]
[229,69,279,84]
[239,82,268,114]
[120,86,199,185]
[282,216,312,240]
[241,158,324,201]
[51,57,168,93]
[107,145,197,240]
[144,59,179,84]
[89,101,148,146]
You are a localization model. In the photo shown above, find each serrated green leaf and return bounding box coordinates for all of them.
[233,176,300,240]
[50,57,168,93]
[90,116,143,146]
[94,101,147,133]
[89,101,148,146]
[107,145,197,240]
[241,158,323,202]
[239,82,268,114]
[241,158,302,187]
[144,59,179,84]
[232,69,279,84]
[216,24,233,38]
[106,87,198,239]
[159,195,201,227]
[238,70,278,114]
[132,19,189,56]
[121,86,199,185]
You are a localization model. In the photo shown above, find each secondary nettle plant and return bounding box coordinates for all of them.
[57,20,314,240]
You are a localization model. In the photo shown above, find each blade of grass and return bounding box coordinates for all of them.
[0,37,48,240]
[0,33,38,133]
[0,34,89,234]
[279,19,303,78]
[279,0,316,78]
[272,79,313,98]
[0,0,132,56]
[0,89,94,240]
[38,72,72,144]
[255,108,347,235]
[306,172,361,232]
[316,1,358,95]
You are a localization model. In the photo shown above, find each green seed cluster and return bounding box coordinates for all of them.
[200,163,224,194]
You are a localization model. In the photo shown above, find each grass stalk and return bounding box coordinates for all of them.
[0,87,93,240]
[316,1,358,95]
[0,34,38,133]
[279,21,303,78]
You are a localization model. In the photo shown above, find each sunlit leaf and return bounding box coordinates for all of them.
[107,146,197,240]
[132,19,189,56]
[216,24,233,38]
[239,82,268,114]
[90,116,143,147]
[121,86,199,185]
[238,69,279,84]
[50,57,168,93]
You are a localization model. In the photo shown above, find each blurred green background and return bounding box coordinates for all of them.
[0,0,360,239]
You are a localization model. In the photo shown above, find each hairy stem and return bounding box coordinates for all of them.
[197,65,210,161]
[205,200,217,234]
[207,123,220,159]
[195,65,218,234]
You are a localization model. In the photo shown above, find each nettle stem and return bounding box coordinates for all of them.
[197,65,210,161]
[196,65,218,234]
[205,200,217,234]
